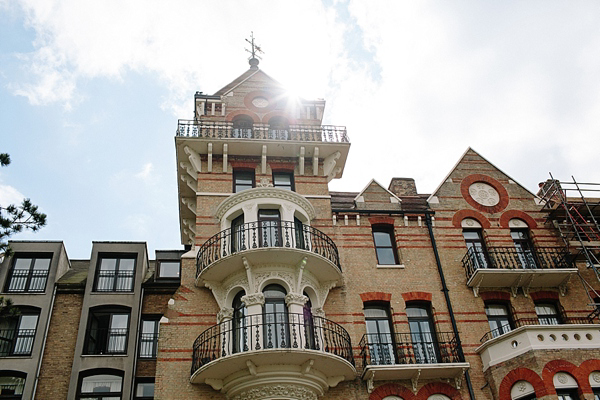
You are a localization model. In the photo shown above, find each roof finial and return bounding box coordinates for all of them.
[245,31,264,69]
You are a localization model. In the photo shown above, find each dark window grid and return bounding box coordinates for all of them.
[134,380,155,400]
[85,327,128,355]
[94,257,136,292]
[0,328,36,356]
[233,170,255,193]
[77,372,123,400]
[535,303,562,325]
[272,171,294,191]
[0,374,25,398]
[139,318,160,359]
[372,226,399,265]
[5,257,50,293]
[156,261,180,279]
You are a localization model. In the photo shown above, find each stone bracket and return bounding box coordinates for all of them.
[411,369,422,393]
[184,146,202,172]
[313,147,319,176]
[299,146,305,175]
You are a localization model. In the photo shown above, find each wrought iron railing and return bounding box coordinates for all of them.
[359,332,462,369]
[176,120,349,143]
[480,316,597,343]
[196,221,340,277]
[191,312,353,376]
[0,382,24,398]
[84,328,128,355]
[462,246,572,281]
[139,332,159,358]
[0,328,36,356]
[6,269,49,292]
[94,270,135,292]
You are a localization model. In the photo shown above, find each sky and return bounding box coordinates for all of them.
[1,0,600,259]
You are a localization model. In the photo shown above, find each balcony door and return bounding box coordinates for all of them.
[463,228,490,269]
[231,214,245,254]
[232,291,248,353]
[258,210,281,248]
[364,305,395,365]
[511,228,537,269]
[485,304,512,338]
[302,293,315,349]
[407,305,439,364]
[263,284,288,349]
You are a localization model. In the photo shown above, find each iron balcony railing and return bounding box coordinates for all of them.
[84,328,128,355]
[0,328,36,356]
[6,269,49,292]
[359,332,462,369]
[196,221,340,277]
[0,383,24,399]
[176,120,349,143]
[480,316,597,343]
[191,312,353,376]
[139,332,159,358]
[94,270,135,292]
[462,246,572,281]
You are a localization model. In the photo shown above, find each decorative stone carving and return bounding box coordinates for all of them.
[285,293,308,306]
[217,307,233,323]
[468,182,500,207]
[242,293,265,306]
[556,372,568,384]
[592,371,600,383]
[230,384,318,400]
[312,307,325,318]
[256,177,273,187]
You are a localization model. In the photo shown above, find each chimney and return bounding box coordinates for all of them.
[388,178,418,197]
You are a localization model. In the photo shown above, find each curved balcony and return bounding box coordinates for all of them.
[196,221,341,284]
[190,312,355,398]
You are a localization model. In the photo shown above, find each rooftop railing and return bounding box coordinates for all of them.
[462,246,572,282]
[480,316,597,343]
[359,332,462,369]
[196,220,340,278]
[176,120,349,143]
[191,312,353,376]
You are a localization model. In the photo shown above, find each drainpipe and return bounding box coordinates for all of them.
[425,214,475,400]
[32,285,57,399]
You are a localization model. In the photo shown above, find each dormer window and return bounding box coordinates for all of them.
[232,116,253,139]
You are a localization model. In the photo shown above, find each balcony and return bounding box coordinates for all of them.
[5,269,49,292]
[190,312,355,398]
[359,332,469,392]
[462,246,577,296]
[196,221,341,285]
[83,328,128,355]
[477,318,600,371]
[0,329,35,356]
[176,120,349,143]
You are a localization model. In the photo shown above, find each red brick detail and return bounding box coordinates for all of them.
[416,382,462,399]
[578,359,600,394]
[225,110,261,123]
[271,163,296,172]
[460,174,510,213]
[589,291,600,301]
[179,286,194,293]
[499,210,538,229]
[452,209,491,229]
[369,383,416,400]
[401,291,432,303]
[499,367,547,399]
[542,359,590,395]
[479,291,511,302]
[529,290,559,301]
[230,161,258,170]
[369,217,395,226]
[360,292,392,303]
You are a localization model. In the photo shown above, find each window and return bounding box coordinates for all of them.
[407,304,439,364]
[233,170,255,193]
[4,254,51,293]
[263,284,288,348]
[84,308,130,355]
[231,214,246,253]
[272,171,294,191]
[485,303,513,338]
[77,370,123,400]
[232,291,247,353]
[139,317,160,358]
[364,304,394,365]
[535,303,562,325]
[556,390,579,400]
[511,228,537,269]
[0,371,26,399]
[134,379,154,400]
[463,228,490,269]
[372,225,399,265]
[94,255,135,292]
[0,309,39,356]
[258,210,281,247]
[268,117,289,140]
[232,116,253,139]
[157,261,180,279]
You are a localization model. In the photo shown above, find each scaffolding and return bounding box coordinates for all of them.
[539,175,600,317]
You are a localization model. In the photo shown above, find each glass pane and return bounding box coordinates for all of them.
[0,376,25,395]
[19,315,38,330]
[111,314,129,329]
[406,306,428,318]
[273,173,291,186]
[462,231,481,240]
[142,320,157,334]
[100,259,117,271]
[81,374,122,393]
[376,248,396,265]
[119,258,135,271]
[14,258,31,270]
[159,262,180,278]
[364,308,388,319]
[373,231,393,247]
[136,382,155,396]
[33,258,51,270]
[535,304,557,315]
[485,305,508,316]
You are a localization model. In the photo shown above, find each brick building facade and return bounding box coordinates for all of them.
[1,57,600,399]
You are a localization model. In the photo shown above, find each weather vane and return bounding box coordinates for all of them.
[245,32,264,61]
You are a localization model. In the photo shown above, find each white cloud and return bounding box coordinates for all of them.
[135,163,153,182]
[0,184,25,206]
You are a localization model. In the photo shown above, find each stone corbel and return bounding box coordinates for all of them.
[510,286,519,297]
[323,151,341,181]
[366,371,375,393]
[180,161,196,178]
[454,369,466,390]
[181,174,197,191]
[472,286,480,298]
[223,143,228,173]
[183,229,194,244]
[559,274,572,296]
[204,379,223,391]
[217,307,233,323]
[246,360,257,376]
[313,147,319,176]
[328,375,345,388]
[411,369,422,393]
[296,257,307,293]
[301,359,314,375]
[243,257,255,292]
[184,146,202,173]
[285,292,308,306]
[183,218,196,234]
[261,145,267,174]
[207,143,213,172]
[242,293,265,307]
[299,146,305,175]
[181,198,197,214]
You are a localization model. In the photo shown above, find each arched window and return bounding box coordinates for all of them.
[84,306,130,355]
[77,370,123,400]
[0,307,39,356]
[406,304,438,364]
[268,117,289,140]
[258,210,281,248]
[553,372,580,400]
[0,371,26,398]
[232,291,247,353]
[232,116,253,139]
[462,218,490,269]
[263,284,288,349]
[510,219,537,269]
[364,303,394,365]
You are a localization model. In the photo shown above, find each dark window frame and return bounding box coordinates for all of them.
[556,388,580,400]
[0,370,26,399]
[76,368,124,400]
[233,169,255,193]
[83,306,131,356]
[156,260,180,280]
[134,377,155,400]
[272,171,295,191]
[0,307,40,357]
[364,302,396,365]
[138,315,160,359]
[93,254,136,292]
[372,224,400,265]
[484,302,514,338]
[534,301,563,325]
[463,228,491,269]
[4,253,52,293]
[406,302,440,364]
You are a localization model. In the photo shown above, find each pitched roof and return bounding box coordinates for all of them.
[214,67,285,96]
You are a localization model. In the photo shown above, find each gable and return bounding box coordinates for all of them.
[355,179,402,210]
